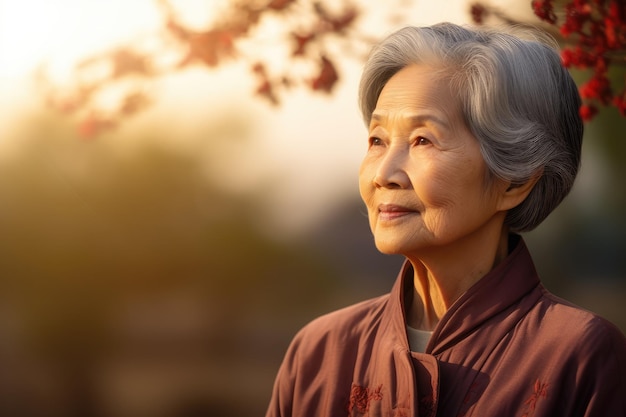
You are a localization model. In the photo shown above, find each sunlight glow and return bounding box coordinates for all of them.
[0,0,160,78]
[165,0,229,30]
[0,0,475,235]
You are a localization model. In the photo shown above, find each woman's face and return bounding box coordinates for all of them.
[359,64,508,257]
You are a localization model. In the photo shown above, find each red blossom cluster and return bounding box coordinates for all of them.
[471,0,626,121]
[249,1,356,104]
[38,47,154,139]
[534,0,626,120]
[41,0,361,138]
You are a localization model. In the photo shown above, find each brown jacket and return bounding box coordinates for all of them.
[266,236,626,416]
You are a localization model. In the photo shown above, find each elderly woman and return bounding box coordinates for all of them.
[266,23,626,417]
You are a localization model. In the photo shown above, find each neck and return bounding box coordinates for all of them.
[405,225,510,331]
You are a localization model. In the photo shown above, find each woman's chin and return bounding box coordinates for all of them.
[374,239,411,256]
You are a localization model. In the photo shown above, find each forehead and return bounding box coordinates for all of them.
[372,64,461,127]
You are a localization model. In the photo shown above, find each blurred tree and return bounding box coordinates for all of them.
[38,0,625,137]
[0,111,341,416]
[470,0,626,121]
[38,0,364,138]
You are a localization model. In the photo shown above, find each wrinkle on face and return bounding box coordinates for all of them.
[359,64,503,256]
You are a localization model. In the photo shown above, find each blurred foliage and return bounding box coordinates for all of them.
[39,0,626,138]
[471,0,626,120]
[38,0,365,138]
[0,110,343,416]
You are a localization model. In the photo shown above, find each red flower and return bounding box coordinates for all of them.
[310,56,338,93]
[613,95,626,116]
[531,0,557,24]
[579,104,598,121]
[470,3,488,24]
[292,33,315,56]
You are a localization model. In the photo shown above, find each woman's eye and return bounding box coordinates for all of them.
[416,137,431,146]
[369,137,383,146]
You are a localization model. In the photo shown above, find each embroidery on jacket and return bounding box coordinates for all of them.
[521,379,548,417]
[348,384,383,415]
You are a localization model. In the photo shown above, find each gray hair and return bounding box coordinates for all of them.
[359,23,583,232]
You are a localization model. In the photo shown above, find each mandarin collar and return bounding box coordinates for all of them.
[386,235,541,354]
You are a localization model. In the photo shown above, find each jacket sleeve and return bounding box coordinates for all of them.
[573,317,626,417]
[265,329,304,417]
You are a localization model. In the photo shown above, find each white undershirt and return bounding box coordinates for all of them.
[406,325,433,353]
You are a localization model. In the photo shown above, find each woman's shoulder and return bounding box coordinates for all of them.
[295,293,391,341]
[266,293,398,415]
[293,294,389,346]
[528,288,626,413]
[536,287,626,355]
[274,293,393,379]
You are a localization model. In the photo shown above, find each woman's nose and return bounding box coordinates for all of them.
[373,147,410,189]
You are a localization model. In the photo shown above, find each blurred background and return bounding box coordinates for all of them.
[0,0,624,416]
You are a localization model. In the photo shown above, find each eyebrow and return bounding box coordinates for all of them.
[370,113,450,130]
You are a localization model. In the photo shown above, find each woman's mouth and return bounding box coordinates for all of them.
[377,203,418,221]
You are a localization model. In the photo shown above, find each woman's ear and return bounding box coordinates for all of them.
[497,171,542,211]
